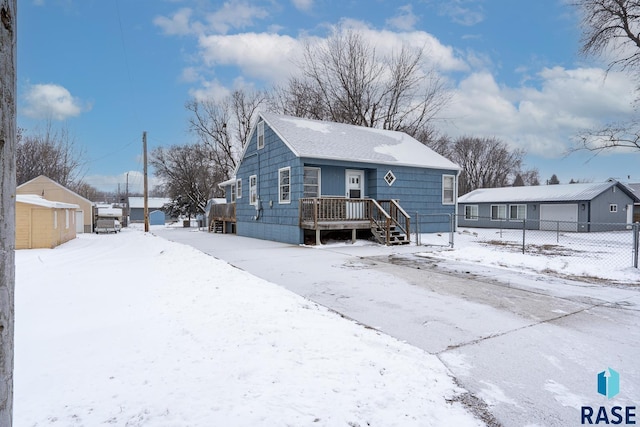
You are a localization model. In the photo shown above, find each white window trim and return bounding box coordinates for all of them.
[279,166,291,204]
[464,205,479,221]
[236,179,242,199]
[65,210,70,229]
[249,175,258,206]
[384,170,396,186]
[442,175,455,205]
[509,204,526,220]
[257,121,265,150]
[53,211,58,229]
[491,204,507,221]
[303,167,321,198]
[231,184,236,202]
[610,204,618,213]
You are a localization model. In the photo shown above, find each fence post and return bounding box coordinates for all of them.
[450,213,455,248]
[522,219,526,254]
[634,223,639,268]
[415,211,420,246]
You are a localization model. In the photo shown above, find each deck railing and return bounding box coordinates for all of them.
[299,197,411,243]
[378,199,411,240]
[209,203,236,224]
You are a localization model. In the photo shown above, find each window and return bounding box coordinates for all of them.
[509,204,526,220]
[610,204,618,213]
[384,170,396,186]
[279,167,291,204]
[249,175,258,205]
[231,184,236,202]
[53,211,58,229]
[491,205,507,220]
[464,205,478,220]
[442,175,455,205]
[257,121,265,149]
[303,167,320,197]
[236,179,242,199]
[65,210,70,229]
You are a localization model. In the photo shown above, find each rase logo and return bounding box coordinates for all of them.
[581,368,636,425]
[598,368,620,399]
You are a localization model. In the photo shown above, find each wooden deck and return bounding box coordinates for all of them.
[299,197,410,245]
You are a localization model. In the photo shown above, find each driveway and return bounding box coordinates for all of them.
[154,227,640,427]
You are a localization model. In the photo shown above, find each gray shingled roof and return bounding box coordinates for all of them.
[458,181,640,203]
[260,113,460,171]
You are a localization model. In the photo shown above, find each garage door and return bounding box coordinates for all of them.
[540,204,578,232]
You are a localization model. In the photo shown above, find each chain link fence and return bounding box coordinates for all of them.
[414,213,640,270]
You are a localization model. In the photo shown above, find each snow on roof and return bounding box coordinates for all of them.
[128,197,171,209]
[260,113,460,171]
[17,194,79,210]
[458,181,638,204]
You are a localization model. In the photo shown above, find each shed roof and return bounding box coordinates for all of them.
[128,197,171,209]
[458,181,640,204]
[17,194,79,209]
[17,175,93,205]
[259,113,460,171]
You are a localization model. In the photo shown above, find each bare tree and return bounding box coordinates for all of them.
[447,136,528,195]
[0,1,16,425]
[273,27,450,137]
[17,124,86,187]
[186,88,267,181]
[573,0,640,152]
[150,143,224,218]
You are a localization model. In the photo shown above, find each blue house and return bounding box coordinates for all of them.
[215,113,460,245]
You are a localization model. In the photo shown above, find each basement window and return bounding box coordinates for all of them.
[610,204,618,213]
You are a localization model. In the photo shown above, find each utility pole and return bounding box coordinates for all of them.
[125,172,129,227]
[0,1,17,425]
[143,131,149,232]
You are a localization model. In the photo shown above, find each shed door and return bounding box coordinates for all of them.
[75,211,84,233]
[540,204,578,232]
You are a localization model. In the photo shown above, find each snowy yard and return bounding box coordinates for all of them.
[14,228,483,426]
[415,227,640,285]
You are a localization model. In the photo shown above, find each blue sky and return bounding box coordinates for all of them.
[18,0,639,193]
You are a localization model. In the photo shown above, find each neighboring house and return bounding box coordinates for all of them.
[128,197,171,223]
[457,180,640,232]
[17,175,94,233]
[16,194,78,249]
[627,183,640,223]
[216,112,460,245]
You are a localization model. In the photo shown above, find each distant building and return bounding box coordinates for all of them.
[128,197,171,223]
[457,180,639,232]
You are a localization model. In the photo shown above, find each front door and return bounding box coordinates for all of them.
[345,169,364,198]
[345,169,364,219]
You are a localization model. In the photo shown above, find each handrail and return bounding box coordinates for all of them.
[299,197,410,245]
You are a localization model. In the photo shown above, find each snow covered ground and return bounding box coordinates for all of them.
[415,227,640,285]
[14,228,483,426]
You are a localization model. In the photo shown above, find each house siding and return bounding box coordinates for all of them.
[16,202,77,249]
[234,120,304,244]
[590,187,635,231]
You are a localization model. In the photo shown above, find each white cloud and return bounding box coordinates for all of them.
[22,83,90,121]
[386,4,419,31]
[84,171,162,194]
[291,0,313,12]
[197,32,302,83]
[438,1,484,26]
[437,67,636,157]
[188,79,232,102]
[206,1,269,34]
[154,8,197,36]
